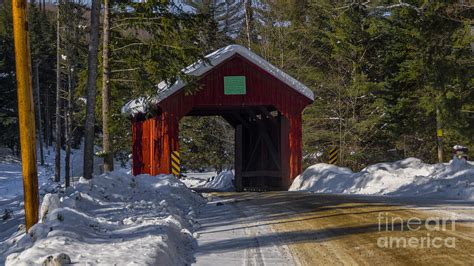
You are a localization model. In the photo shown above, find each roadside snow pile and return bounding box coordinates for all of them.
[180,171,235,192]
[202,170,235,192]
[180,172,216,188]
[2,172,205,265]
[0,145,104,261]
[289,158,474,200]
[0,158,59,261]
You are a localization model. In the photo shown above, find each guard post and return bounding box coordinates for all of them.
[329,147,338,165]
[171,151,180,177]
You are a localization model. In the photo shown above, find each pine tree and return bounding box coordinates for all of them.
[0,0,20,154]
[186,0,245,44]
[109,0,214,96]
[180,116,234,172]
[382,1,473,163]
[60,0,87,184]
[214,0,245,39]
[253,1,388,169]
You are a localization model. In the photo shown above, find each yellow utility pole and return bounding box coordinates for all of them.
[12,0,39,231]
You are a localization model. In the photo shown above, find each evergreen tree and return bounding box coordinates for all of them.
[96,1,217,166]
[110,1,212,96]
[61,0,87,184]
[0,0,20,154]
[381,1,473,162]
[180,116,234,172]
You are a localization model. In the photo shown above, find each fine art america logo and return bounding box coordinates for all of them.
[377,212,456,249]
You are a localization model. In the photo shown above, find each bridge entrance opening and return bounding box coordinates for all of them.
[182,106,285,191]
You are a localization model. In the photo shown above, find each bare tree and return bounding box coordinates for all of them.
[34,61,44,165]
[83,0,101,179]
[244,0,252,50]
[44,85,51,147]
[102,0,113,172]
[55,1,61,182]
[65,68,72,187]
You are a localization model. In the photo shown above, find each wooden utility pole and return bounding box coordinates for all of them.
[12,0,39,231]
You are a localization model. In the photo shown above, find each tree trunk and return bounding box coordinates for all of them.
[338,85,343,165]
[65,69,72,187]
[83,0,101,179]
[436,105,444,163]
[44,85,51,147]
[244,0,252,50]
[102,0,113,172]
[55,2,61,182]
[34,62,44,165]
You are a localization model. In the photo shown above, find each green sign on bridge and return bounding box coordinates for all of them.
[224,76,246,95]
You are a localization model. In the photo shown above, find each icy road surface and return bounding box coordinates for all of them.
[194,192,474,265]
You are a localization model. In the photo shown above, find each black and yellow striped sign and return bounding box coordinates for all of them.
[329,147,338,165]
[171,151,180,176]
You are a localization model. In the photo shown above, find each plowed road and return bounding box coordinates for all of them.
[194,192,473,265]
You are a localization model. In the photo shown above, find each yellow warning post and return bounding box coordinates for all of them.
[171,151,180,177]
[329,147,338,165]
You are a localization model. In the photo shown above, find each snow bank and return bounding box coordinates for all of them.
[0,145,106,258]
[290,158,474,200]
[202,170,235,192]
[180,171,216,188]
[0,156,60,261]
[3,172,205,265]
[180,170,235,192]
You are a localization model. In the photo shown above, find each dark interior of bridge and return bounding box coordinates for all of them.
[183,106,285,191]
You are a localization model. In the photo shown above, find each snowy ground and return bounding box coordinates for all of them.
[1,144,107,254]
[2,152,472,265]
[1,145,206,265]
[0,148,59,264]
[290,158,474,200]
[2,171,205,265]
[193,194,294,265]
[198,192,473,265]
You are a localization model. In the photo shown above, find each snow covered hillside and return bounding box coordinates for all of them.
[2,172,205,265]
[290,158,474,200]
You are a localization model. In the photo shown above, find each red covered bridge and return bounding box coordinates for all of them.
[123,45,314,190]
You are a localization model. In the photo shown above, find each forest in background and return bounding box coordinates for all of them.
[0,0,472,178]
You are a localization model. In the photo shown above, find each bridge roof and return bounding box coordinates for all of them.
[122,45,314,116]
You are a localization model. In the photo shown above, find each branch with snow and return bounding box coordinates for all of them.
[368,0,422,14]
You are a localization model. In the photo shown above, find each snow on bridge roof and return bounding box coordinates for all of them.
[122,44,314,116]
